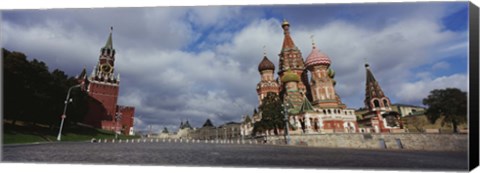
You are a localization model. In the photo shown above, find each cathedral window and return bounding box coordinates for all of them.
[383,99,389,107]
[373,100,380,108]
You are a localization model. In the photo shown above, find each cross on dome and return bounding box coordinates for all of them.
[310,34,316,48]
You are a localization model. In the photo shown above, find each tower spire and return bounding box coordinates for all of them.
[364,63,389,110]
[263,45,267,57]
[281,19,297,51]
[310,34,316,48]
[104,26,113,49]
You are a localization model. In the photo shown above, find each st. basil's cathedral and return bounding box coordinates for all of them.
[242,19,402,136]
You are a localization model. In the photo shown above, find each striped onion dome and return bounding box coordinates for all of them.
[305,46,331,68]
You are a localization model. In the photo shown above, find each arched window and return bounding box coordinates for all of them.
[323,110,327,114]
[373,100,380,108]
[383,99,389,107]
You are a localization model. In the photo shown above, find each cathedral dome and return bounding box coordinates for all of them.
[305,46,331,68]
[258,56,275,72]
[281,70,300,83]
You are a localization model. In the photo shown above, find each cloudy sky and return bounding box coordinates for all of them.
[1,2,469,132]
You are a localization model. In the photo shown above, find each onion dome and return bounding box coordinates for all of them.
[327,68,335,78]
[305,46,331,68]
[258,56,275,72]
[282,19,290,27]
[281,70,300,83]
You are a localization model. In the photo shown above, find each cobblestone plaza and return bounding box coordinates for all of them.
[2,141,467,171]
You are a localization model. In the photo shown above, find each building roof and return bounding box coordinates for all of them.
[202,118,214,127]
[299,97,315,113]
[243,115,252,124]
[305,45,331,68]
[281,70,300,83]
[258,56,275,72]
[78,66,87,79]
[364,63,386,103]
[180,120,193,129]
[103,27,114,50]
[281,19,298,51]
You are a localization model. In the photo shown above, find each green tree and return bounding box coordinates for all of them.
[258,92,285,135]
[422,88,467,133]
[3,49,30,125]
[3,48,88,128]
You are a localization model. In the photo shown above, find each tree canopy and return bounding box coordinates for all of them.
[254,92,285,135]
[422,88,467,133]
[3,48,88,128]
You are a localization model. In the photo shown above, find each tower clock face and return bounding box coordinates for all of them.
[100,64,113,73]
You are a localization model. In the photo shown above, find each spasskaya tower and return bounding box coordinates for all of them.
[78,27,135,135]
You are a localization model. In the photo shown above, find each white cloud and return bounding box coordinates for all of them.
[395,74,468,104]
[2,4,469,132]
[431,61,450,71]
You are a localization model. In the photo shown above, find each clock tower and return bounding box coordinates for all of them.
[80,27,134,135]
[98,27,115,75]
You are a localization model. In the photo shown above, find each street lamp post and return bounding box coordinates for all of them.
[115,112,122,139]
[282,102,291,145]
[57,84,81,141]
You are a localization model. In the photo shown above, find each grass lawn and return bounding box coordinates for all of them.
[3,120,140,144]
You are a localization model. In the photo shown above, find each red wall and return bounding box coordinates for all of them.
[118,106,135,135]
[83,81,119,129]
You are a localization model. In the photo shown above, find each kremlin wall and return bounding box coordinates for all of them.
[266,133,467,151]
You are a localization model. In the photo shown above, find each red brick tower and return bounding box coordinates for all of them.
[79,27,135,135]
[278,19,310,99]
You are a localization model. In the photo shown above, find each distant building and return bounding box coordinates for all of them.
[176,120,193,139]
[218,122,241,140]
[77,27,135,135]
[240,115,253,138]
[191,119,217,140]
[192,128,216,140]
[191,119,242,140]
[391,104,426,117]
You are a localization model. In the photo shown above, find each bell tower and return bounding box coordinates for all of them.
[364,63,391,112]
